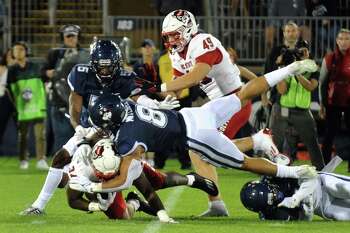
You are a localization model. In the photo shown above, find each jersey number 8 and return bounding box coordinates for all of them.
[136,105,168,128]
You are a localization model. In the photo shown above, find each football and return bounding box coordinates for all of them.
[91,138,121,180]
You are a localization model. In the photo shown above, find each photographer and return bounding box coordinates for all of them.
[269,39,325,171]
[41,25,88,154]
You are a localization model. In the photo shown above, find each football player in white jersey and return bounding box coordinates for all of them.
[155,9,316,216]
[58,138,220,222]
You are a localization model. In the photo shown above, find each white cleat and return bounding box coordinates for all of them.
[292,59,318,75]
[295,165,317,179]
[253,128,279,159]
[36,159,49,171]
[19,160,29,170]
[19,206,45,216]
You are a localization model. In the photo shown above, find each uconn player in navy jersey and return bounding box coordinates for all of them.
[241,170,350,221]
[69,88,318,199]
[20,40,179,215]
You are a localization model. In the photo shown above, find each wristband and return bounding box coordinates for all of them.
[160,83,167,92]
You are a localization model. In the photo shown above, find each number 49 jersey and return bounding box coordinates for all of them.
[170,33,242,99]
[113,101,186,157]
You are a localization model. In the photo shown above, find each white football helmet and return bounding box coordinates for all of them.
[162,9,198,53]
[91,138,121,180]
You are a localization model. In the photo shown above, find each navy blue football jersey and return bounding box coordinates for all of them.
[67,64,143,110]
[113,101,187,156]
[67,64,145,126]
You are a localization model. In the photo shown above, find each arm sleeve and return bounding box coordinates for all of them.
[195,48,223,67]
[318,58,329,105]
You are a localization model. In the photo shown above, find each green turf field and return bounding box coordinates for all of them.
[1,157,350,233]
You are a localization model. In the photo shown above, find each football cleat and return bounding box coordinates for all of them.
[199,201,229,217]
[187,172,219,197]
[253,128,279,159]
[19,206,45,216]
[292,59,318,75]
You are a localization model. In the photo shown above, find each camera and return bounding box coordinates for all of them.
[280,40,309,65]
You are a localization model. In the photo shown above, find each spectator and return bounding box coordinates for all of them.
[266,22,315,158]
[7,42,48,170]
[264,21,301,110]
[270,40,325,170]
[41,24,87,154]
[306,0,338,53]
[0,49,16,151]
[319,29,350,171]
[265,0,310,53]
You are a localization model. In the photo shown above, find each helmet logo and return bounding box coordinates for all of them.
[173,10,192,27]
[99,107,112,121]
[93,146,104,159]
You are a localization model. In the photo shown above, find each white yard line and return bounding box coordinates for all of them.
[142,186,185,233]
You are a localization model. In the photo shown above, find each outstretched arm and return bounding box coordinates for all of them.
[161,63,211,92]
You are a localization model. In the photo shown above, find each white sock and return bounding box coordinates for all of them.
[264,63,296,87]
[186,174,195,186]
[32,167,63,210]
[276,164,298,178]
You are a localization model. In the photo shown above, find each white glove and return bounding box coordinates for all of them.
[157,210,178,224]
[277,196,300,209]
[155,95,180,110]
[97,192,116,211]
[69,175,101,193]
[75,126,97,140]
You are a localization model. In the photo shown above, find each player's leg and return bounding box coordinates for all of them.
[187,126,315,179]
[323,199,350,220]
[20,135,80,215]
[189,150,229,217]
[222,100,252,139]
[236,59,318,106]
[193,97,279,157]
[142,161,218,196]
[104,192,136,219]
[320,173,350,199]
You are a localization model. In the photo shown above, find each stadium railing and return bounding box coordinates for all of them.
[106,16,350,64]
